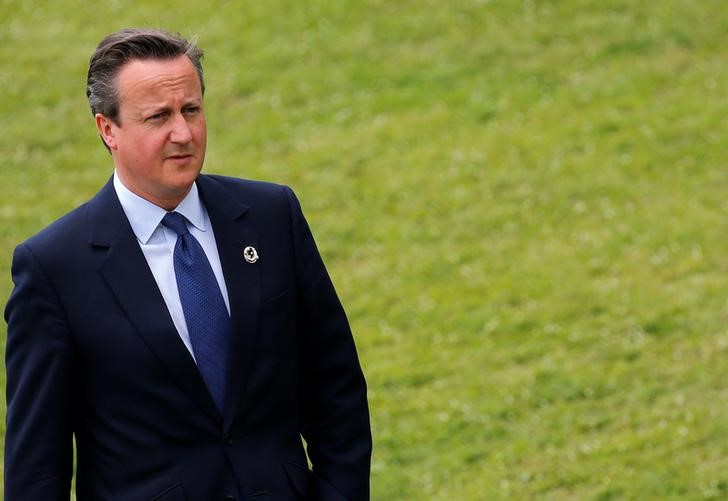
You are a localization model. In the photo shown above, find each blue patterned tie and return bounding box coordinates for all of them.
[162,211,230,412]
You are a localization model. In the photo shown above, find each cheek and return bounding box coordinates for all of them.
[195,125,207,145]
[136,134,167,158]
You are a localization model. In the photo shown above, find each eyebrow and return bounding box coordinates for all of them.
[140,99,202,115]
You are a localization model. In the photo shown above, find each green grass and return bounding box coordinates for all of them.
[2,0,727,498]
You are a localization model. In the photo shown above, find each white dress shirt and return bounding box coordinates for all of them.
[113,172,231,360]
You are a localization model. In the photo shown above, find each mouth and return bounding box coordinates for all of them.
[166,153,195,163]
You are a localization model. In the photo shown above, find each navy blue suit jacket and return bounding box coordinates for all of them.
[4,174,371,500]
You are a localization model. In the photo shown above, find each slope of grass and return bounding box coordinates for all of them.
[1,1,727,498]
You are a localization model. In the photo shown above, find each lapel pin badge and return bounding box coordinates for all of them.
[243,245,259,263]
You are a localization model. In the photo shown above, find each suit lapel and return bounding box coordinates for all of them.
[197,176,261,429]
[88,179,221,424]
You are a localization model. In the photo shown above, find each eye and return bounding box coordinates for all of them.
[146,111,168,122]
[183,106,200,115]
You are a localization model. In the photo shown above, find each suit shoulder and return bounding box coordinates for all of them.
[204,174,290,195]
[20,202,91,256]
[201,174,297,209]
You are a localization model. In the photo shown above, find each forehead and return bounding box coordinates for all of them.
[116,56,201,106]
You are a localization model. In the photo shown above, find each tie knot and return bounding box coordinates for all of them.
[162,211,190,236]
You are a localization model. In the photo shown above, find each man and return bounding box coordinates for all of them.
[4,28,371,500]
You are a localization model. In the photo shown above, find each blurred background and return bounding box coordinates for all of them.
[1,0,727,498]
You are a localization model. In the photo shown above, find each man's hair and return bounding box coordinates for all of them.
[86,28,204,124]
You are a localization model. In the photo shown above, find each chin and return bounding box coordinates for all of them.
[169,163,202,180]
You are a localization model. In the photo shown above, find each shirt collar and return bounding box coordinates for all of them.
[113,171,207,244]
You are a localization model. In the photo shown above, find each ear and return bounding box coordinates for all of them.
[95,113,118,150]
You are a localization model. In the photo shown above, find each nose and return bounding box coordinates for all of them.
[169,113,192,144]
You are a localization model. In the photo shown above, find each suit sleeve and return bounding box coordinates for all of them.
[4,243,75,500]
[283,186,372,501]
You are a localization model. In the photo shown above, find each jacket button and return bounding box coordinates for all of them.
[223,433,233,446]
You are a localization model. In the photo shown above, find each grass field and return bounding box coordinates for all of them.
[1,0,727,498]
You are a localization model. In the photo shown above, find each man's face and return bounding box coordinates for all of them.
[96,55,207,210]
